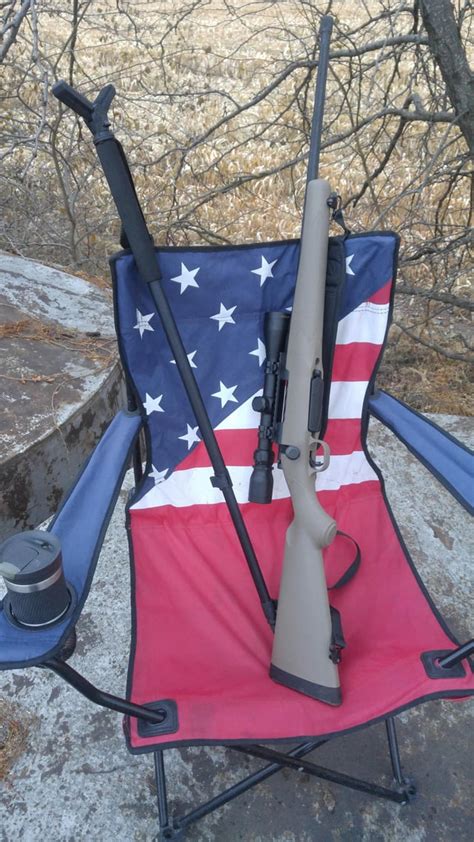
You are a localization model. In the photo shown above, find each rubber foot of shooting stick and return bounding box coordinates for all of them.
[270,664,342,706]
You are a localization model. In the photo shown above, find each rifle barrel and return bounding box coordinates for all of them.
[307,15,333,183]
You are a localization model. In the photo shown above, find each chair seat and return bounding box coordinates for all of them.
[126,477,473,752]
[112,230,473,753]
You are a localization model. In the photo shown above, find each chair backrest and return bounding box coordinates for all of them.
[111,232,398,513]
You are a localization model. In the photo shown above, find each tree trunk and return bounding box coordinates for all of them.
[420,0,474,153]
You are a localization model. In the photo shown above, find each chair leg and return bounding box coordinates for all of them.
[385,717,417,801]
[154,750,181,840]
[385,717,403,784]
[151,729,417,839]
[152,741,324,839]
[173,740,325,835]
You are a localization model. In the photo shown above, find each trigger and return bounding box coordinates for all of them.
[310,439,330,472]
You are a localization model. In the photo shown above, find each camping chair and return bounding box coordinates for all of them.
[2,233,473,840]
[1,29,473,839]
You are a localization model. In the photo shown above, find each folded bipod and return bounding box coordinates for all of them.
[52,80,277,630]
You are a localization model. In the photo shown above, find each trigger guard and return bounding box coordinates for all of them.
[310,439,330,472]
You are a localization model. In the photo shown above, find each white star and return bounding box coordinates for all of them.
[133,309,155,338]
[178,424,201,450]
[149,465,168,484]
[249,338,266,366]
[143,393,164,415]
[251,256,277,286]
[170,349,197,368]
[210,302,236,331]
[345,254,355,276]
[170,262,200,294]
[212,381,238,408]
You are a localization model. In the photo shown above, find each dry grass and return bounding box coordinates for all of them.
[0,316,115,368]
[0,699,29,781]
[379,334,473,416]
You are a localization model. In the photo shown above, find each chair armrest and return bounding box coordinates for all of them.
[0,410,142,669]
[368,390,473,515]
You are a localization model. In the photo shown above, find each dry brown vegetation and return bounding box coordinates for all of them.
[1,0,472,412]
[0,697,29,780]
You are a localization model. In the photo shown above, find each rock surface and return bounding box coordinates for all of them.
[0,252,123,538]
[0,414,472,841]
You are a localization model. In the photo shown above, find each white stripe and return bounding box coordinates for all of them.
[318,451,377,491]
[336,301,389,346]
[131,452,377,510]
[216,393,260,430]
[328,380,367,419]
[217,379,369,431]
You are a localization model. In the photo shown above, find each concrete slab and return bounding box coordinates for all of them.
[0,414,472,841]
[0,252,123,538]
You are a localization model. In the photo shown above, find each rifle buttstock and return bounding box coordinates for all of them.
[271,515,340,705]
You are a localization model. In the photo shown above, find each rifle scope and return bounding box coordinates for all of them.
[248,311,290,504]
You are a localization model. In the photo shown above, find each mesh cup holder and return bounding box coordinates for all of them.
[3,584,77,631]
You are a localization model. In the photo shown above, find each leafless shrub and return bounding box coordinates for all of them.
[0,1,472,381]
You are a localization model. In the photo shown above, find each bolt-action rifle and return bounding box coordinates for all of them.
[249,16,343,704]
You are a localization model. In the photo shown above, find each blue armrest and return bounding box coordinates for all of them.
[0,410,142,669]
[368,390,473,515]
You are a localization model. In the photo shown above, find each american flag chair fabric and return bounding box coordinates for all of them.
[109,233,473,754]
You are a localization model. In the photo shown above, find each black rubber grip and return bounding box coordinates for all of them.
[52,81,94,122]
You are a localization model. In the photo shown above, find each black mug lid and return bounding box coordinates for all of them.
[0,530,62,585]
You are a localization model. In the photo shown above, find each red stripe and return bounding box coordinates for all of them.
[176,418,362,472]
[331,343,380,381]
[367,279,392,305]
[325,419,362,454]
[178,429,268,470]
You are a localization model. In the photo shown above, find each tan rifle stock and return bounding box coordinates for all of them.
[270,178,341,705]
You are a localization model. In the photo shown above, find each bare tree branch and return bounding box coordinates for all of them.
[0,0,31,63]
[420,0,474,152]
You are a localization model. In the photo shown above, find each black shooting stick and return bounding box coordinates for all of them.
[52,81,276,629]
[307,15,333,183]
